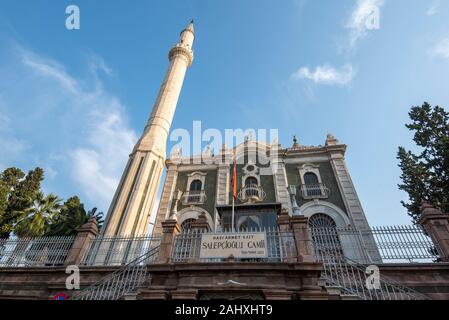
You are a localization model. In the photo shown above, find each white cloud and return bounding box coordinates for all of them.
[0,45,137,210]
[346,0,385,48]
[21,51,80,94]
[426,0,440,16]
[291,64,355,86]
[431,38,449,59]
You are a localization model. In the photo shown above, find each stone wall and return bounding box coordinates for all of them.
[2,263,449,300]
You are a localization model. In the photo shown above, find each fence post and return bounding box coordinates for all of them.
[156,219,180,263]
[277,209,296,262]
[64,218,99,266]
[419,202,449,262]
[290,215,315,263]
[277,209,290,232]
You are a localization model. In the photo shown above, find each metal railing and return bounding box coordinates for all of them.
[300,183,329,199]
[72,245,160,300]
[237,184,267,203]
[309,225,440,264]
[371,225,439,263]
[312,240,429,300]
[172,228,296,263]
[0,236,74,267]
[181,190,207,205]
[81,235,161,266]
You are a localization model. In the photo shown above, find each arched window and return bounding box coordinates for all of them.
[245,176,258,186]
[181,218,196,232]
[238,216,260,232]
[190,179,202,191]
[244,176,259,198]
[303,172,321,196]
[304,172,319,185]
[309,213,336,229]
[188,180,203,203]
[309,213,343,261]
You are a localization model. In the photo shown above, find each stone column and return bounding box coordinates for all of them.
[290,215,315,263]
[277,209,290,232]
[419,202,449,262]
[277,209,296,262]
[156,219,180,264]
[64,218,99,266]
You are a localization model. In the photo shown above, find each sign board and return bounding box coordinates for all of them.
[200,232,267,259]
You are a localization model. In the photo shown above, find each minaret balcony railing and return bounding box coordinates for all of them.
[182,190,207,205]
[300,184,330,200]
[237,184,267,203]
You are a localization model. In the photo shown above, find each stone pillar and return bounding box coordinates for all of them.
[419,202,449,262]
[277,209,290,232]
[64,218,99,266]
[277,209,296,262]
[290,215,315,263]
[156,219,180,264]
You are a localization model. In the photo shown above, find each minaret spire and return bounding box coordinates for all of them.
[102,21,195,237]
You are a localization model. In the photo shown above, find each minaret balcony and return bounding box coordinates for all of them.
[237,184,267,203]
[300,184,330,200]
[182,190,207,205]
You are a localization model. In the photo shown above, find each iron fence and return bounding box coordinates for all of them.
[73,245,160,300]
[81,235,161,266]
[0,236,74,267]
[371,225,438,263]
[309,225,440,264]
[313,241,429,300]
[172,228,296,263]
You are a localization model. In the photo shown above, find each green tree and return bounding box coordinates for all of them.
[13,192,62,238]
[0,167,40,238]
[45,196,104,236]
[397,102,449,222]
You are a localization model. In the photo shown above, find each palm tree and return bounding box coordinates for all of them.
[45,196,104,236]
[6,193,62,266]
[14,192,62,238]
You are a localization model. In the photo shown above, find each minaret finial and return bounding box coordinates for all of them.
[184,19,194,35]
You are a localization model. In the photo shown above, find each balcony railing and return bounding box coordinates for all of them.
[237,184,266,203]
[300,183,329,199]
[182,190,207,205]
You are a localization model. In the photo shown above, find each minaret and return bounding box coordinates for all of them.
[102,20,195,236]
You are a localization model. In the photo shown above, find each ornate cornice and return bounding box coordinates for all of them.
[169,44,194,66]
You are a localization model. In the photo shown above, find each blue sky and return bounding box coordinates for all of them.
[0,0,448,227]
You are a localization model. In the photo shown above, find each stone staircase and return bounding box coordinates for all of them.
[317,249,429,300]
[72,245,159,300]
